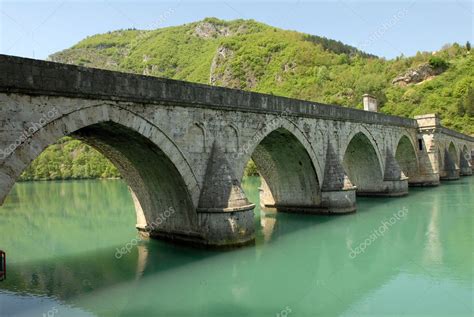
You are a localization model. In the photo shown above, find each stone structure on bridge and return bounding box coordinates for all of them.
[0,55,472,247]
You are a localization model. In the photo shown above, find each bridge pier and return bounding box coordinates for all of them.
[460,153,472,176]
[440,171,460,180]
[471,154,474,173]
[440,169,460,180]
[440,148,460,181]
[320,188,357,213]
[257,141,357,214]
[408,177,440,186]
[134,142,256,248]
[319,142,357,213]
[259,177,275,210]
[345,147,409,197]
[412,115,441,186]
[378,148,409,197]
[354,181,408,197]
[460,167,472,176]
[259,177,356,214]
[195,142,255,247]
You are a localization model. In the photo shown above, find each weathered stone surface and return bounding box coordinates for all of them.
[0,55,473,247]
[392,63,445,86]
[322,141,353,191]
[459,145,472,176]
[197,141,255,212]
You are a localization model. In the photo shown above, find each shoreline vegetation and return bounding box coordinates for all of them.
[17,177,122,183]
[19,137,121,181]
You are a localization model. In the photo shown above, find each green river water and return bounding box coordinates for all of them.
[0,176,473,316]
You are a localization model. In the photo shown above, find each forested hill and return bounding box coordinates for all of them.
[51,17,473,133]
[20,17,473,181]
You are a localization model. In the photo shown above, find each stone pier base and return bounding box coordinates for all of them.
[197,207,256,247]
[261,202,355,214]
[460,167,472,176]
[407,174,440,187]
[138,226,208,246]
[320,188,357,214]
[440,169,460,181]
[357,180,409,197]
[137,206,256,247]
[259,177,356,214]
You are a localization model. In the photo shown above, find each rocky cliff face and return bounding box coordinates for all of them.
[209,45,258,89]
[194,21,232,39]
[392,63,445,86]
[193,20,251,39]
[209,46,235,86]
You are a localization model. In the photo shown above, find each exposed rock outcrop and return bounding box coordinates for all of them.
[194,20,253,39]
[209,45,258,89]
[209,46,236,86]
[194,21,232,39]
[392,63,445,86]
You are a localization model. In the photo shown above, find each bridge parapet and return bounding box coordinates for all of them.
[0,54,417,128]
[439,127,474,143]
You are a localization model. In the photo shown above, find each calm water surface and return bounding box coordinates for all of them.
[0,177,473,316]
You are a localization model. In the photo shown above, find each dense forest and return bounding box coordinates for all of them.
[21,18,473,181]
[19,137,120,181]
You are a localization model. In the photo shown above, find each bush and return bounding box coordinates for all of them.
[429,56,449,69]
[244,160,259,176]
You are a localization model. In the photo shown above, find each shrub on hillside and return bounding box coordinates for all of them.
[429,56,449,69]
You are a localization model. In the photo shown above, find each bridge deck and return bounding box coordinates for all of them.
[0,54,417,128]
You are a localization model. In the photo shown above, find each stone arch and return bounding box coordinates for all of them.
[241,120,321,212]
[342,131,384,195]
[440,141,460,180]
[395,134,419,182]
[393,131,418,156]
[223,124,239,153]
[447,141,459,168]
[0,104,200,235]
[241,118,322,181]
[342,125,384,174]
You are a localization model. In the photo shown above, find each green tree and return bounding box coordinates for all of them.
[464,87,474,117]
[429,56,449,69]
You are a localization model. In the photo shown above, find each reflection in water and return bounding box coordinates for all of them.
[0,180,137,264]
[260,210,277,243]
[135,244,149,280]
[423,193,443,266]
[0,177,473,316]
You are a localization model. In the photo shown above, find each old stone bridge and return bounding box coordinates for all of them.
[0,54,472,247]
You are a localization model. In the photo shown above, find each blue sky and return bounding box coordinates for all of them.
[0,0,472,60]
